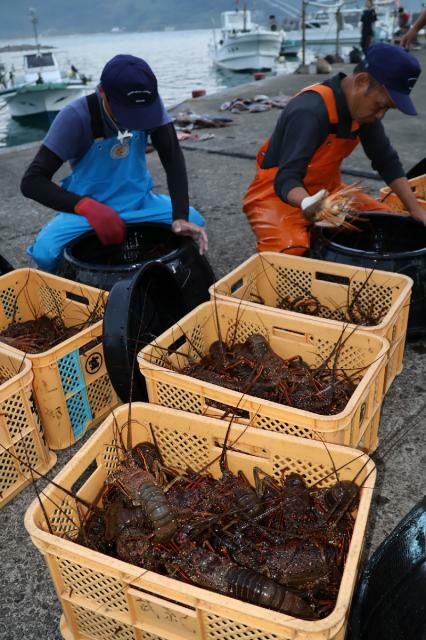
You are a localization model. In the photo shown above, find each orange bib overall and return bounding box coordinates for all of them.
[243,83,390,255]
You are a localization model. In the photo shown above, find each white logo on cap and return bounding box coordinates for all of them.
[127,89,153,103]
[407,77,417,92]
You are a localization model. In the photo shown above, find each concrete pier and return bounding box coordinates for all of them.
[0,54,425,640]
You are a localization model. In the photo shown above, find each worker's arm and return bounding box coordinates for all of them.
[150,122,208,254]
[386,177,426,225]
[20,100,95,211]
[21,146,125,245]
[262,92,329,216]
[401,9,426,47]
[360,121,426,225]
[150,122,189,221]
[274,110,327,215]
[20,101,125,245]
[360,121,405,185]
[20,145,80,212]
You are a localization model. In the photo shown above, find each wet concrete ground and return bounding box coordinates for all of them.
[0,52,425,640]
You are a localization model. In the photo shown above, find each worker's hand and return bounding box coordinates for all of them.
[75,197,126,245]
[301,189,327,222]
[409,204,426,227]
[171,219,208,255]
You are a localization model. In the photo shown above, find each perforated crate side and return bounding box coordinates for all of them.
[60,610,164,640]
[32,332,119,450]
[64,606,136,640]
[0,358,56,507]
[148,376,381,450]
[384,333,406,393]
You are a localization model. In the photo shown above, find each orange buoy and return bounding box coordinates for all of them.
[192,89,206,98]
[254,72,266,81]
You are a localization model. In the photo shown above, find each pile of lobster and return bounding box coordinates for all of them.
[277,293,387,327]
[181,333,359,415]
[0,315,79,353]
[77,439,360,621]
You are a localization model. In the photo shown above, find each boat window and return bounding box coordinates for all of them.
[25,53,55,68]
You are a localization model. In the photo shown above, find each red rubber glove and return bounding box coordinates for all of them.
[74,197,126,245]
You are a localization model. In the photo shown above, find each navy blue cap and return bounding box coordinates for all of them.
[100,54,164,129]
[364,43,421,115]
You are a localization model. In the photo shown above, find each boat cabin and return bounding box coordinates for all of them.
[221,10,254,32]
[23,51,62,83]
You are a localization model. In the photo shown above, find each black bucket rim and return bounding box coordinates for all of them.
[317,211,426,260]
[63,221,192,273]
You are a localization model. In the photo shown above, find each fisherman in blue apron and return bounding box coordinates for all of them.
[21,54,208,272]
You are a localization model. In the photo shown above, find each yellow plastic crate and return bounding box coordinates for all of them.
[0,269,119,450]
[139,300,389,452]
[210,253,412,392]
[25,403,376,640]
[380,173,426,212]
[0,345,56,507]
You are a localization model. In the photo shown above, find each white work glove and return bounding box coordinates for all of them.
[302,188,347,227]
[301,189,327,222]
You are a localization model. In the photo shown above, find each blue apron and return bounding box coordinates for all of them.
[27,130,204,272]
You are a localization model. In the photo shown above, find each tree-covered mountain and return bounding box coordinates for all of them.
[1,0,284,38]
[1,0,420,39]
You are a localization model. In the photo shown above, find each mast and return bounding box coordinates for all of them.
[302,0,307,65]
[335,3,342,58]
[29,8,41,57]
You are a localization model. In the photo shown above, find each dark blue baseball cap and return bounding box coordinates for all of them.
[363,43,421,115]
[100,54,164,129]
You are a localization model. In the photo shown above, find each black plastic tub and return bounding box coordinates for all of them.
[57,222,216,311]
[311,212,426,338]
[347,497,426,640]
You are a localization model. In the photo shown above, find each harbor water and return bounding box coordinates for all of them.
[0,29,298,148]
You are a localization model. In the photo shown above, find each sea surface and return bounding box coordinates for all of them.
[0,29,297,148]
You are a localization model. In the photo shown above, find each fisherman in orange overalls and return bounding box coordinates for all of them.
[243,43,426,255]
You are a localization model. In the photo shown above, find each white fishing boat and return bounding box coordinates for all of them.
[277,0,396,56]
[0,50,88,121]
[210,9,284,71]
[0,11,88,121]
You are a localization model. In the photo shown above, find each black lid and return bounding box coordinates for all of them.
[103,261,186,402]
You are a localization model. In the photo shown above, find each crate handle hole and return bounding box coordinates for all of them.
[70,459,98,495]
[315,272,350,286]
[272,326,306,342]
[66,291,90,306]
[167,335,187,354]
[213,438,270,460]
[205,399,251,421]
[230,278,244,294]
[359,402,366,425]
[129,585,197,612]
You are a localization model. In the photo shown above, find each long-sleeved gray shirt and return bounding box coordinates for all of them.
[262,73,405,203]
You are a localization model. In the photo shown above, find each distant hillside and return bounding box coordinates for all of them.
[1,0,421,39]
[0,0,289,38]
